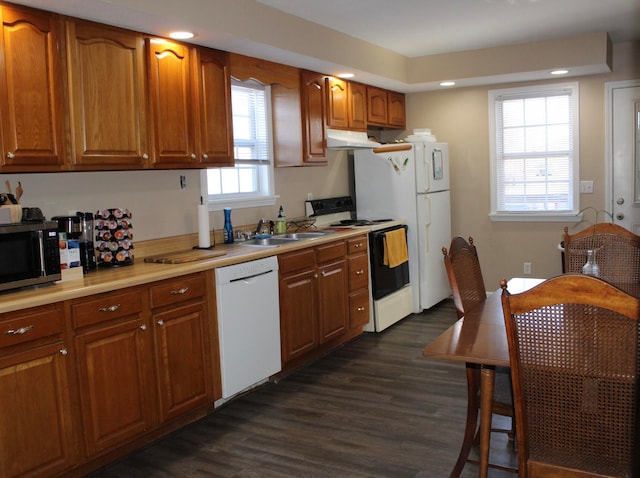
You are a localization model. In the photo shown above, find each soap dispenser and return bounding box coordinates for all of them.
[275,206,287,234]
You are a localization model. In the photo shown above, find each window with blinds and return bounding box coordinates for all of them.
[204,80,276,209]
[489,83,579,221]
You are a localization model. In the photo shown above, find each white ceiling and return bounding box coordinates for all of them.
[8,0,640,92]
[255,0,640,57]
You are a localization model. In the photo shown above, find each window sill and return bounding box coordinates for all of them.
[489,212,583,223]
[206,195,279,211]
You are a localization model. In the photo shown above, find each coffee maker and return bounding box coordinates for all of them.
[76,212,97,273]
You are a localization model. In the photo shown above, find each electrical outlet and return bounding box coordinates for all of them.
[579,180,594,193]
[523,262,532,275]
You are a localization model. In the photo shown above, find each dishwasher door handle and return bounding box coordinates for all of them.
[229,269,275,283]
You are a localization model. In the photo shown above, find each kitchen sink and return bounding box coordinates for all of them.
[239,231,333,248]
[239,237,300,248]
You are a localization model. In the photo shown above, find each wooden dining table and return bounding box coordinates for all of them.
[422,277,544,478]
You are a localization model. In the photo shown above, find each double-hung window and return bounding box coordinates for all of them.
[201,79,276,209]
[489,82,579,221]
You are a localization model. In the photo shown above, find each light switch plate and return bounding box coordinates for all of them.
[580,180,594,193]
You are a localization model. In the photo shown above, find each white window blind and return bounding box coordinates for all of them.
[490,83,579,220]
[231,80,269,163]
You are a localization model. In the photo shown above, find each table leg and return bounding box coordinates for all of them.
[479,365,496,478]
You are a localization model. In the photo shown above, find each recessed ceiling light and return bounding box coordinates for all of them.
[169,31,195,40]
[337,73,355,79]
[551,69,569,75]
[440,81,456,87]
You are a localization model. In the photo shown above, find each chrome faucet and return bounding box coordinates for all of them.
[255,218,274,236]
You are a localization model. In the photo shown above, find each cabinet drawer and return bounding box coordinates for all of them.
[349,289,370,329]
[348,253,369,291]
[279,248,315,275]
[150,273,205,309]
[315,240,346,264]
[0,304,64,349]
[347,235,368,255]
[72,289,142,329]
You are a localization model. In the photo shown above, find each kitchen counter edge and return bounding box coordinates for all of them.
[0,228,370,314]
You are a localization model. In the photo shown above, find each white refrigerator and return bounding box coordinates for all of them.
[354,141,451,312]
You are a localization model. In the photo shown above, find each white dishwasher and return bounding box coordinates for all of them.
[215,255,281,399]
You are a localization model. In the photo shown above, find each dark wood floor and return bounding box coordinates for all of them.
[90,299,517,477]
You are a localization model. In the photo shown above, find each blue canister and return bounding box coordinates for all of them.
[223,208,234,244]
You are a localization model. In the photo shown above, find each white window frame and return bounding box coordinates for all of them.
[200,80,277,211]
[489,82,581,222]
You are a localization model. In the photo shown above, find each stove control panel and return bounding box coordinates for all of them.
[305,196,354,217]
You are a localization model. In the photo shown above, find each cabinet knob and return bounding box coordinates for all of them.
[356,270,364,275]
[140,324,147,331]
[142,153,149,159]
[99,304,121,313]
[190,153,197,159]
[6,151,15,159]
[357,306,366,312]
[157,320,164,326]
[170,287,189,295]
[60,348,68,356]
[354,243,362,248]
[5,325,34,335]
[202,153,208,159]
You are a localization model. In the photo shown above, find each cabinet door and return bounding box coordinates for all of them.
[66,20,149,168]
[325,76,348,129]
[348,81,367,131]
[153,302,212,422]
[147,39,197,167]
[317,259,348,343]
[0,343,74,478]
[387,91,406,128]
[300,70,327,164]
[279,268,318,363]
[194,46,233,166]
[0,4,65,171]
[366,86,388,126]
[75,317,155,455]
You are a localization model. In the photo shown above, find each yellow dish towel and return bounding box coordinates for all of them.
[383,229,408,268]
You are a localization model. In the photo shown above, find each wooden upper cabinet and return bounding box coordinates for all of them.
[301,70,327,164]
[193,46,233,166]
[66,19,149,169]
[0,4,65,171]
[326,76,348,129]
[348,81,367,131]
[366,86,388,126]
[387,91,406,128]
[147,38,197,167]
[325,77,367,132]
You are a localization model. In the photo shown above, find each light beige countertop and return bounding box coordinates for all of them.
[0,228,369,314]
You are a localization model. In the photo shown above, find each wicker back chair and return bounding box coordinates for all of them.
[563,223,640,293]
[501,274,640,477]
[443,236,516,476]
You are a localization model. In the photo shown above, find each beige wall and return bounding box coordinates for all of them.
[404,41,640,289]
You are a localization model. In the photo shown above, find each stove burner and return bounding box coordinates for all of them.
[330,219,393,227]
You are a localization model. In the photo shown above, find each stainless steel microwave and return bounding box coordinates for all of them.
[0,220,61,292]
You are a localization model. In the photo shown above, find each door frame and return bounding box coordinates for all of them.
[605,79,640,215]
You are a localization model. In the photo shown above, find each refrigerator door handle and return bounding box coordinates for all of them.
[432,149,444,180]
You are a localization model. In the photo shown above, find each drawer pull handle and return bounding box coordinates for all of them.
[5,325,34,335]
[354,243,362,248]
[99,304,121,313]
[357,306,366,312]
[60,348,68,356]
[170,287,189,295]
[157,320,164,326]
[356,270,364,275]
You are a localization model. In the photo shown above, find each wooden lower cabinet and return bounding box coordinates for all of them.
[279,239,356,369]
[72,289,155,456]
[150,273,213,422]
[0,303,76,478]
[347,235,370,329]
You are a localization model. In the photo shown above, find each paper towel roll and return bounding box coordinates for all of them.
[197,204,211,248]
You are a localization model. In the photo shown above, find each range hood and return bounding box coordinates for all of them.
[326,128,381,150]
